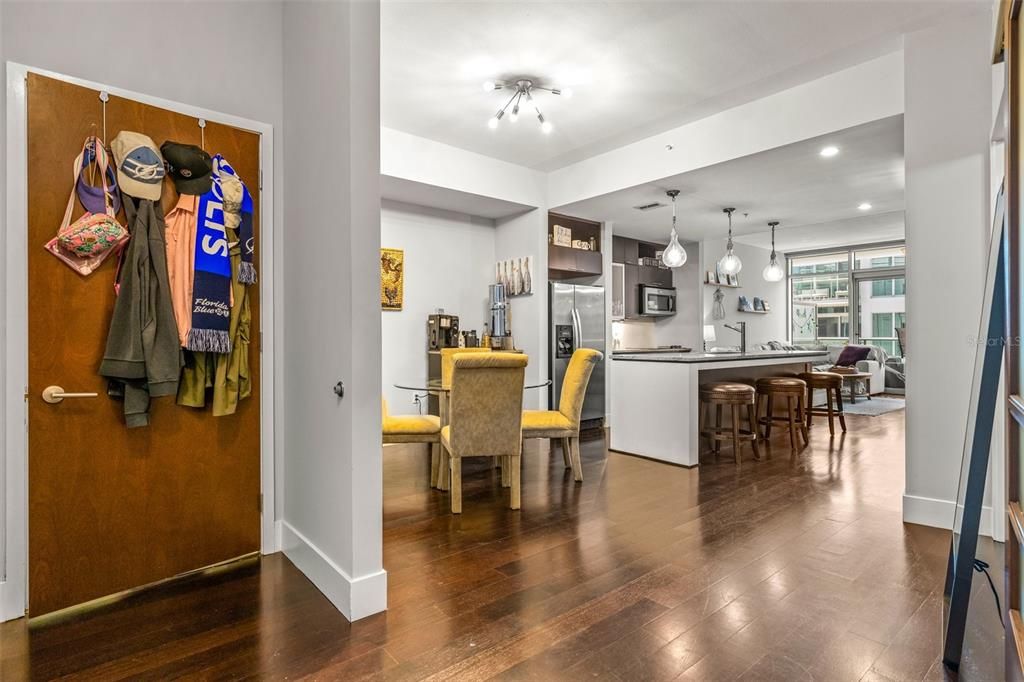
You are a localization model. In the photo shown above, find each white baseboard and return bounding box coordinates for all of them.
[903,494,993,538]
[0,581,25,623]
[278,520,387,621]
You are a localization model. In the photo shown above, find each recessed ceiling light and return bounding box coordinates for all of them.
[820,146,839,157]
[858,202,872,211]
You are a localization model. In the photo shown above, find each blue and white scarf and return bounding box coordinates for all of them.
[213,155,256,285]
[188,178,232,353]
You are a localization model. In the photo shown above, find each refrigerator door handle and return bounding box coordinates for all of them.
[572,308,583,351]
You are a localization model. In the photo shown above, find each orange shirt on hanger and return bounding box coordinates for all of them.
[164,193,198,347]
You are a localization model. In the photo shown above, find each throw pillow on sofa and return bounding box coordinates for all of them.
[835,345,871,367]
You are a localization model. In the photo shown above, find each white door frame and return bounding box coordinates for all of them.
[1,62,278,622]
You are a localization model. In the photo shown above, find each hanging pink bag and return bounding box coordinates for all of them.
[44,137,129,276]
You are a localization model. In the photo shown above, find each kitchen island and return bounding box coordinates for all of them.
[609,350,829,466]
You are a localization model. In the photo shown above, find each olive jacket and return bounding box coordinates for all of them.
[99,197,183,427]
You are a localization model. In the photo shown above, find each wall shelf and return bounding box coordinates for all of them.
[706,282,740,288]
[738,309,770,314]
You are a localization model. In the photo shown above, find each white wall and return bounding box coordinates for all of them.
[280,0,385,619]
[700,240,788,348]
[654,244,703,349]
[0,0,287,621]
[903,8,994,533]
[380,200,496,411]
[495,209,549,409]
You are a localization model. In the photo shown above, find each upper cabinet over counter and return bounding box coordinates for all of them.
[612,235,672,319]
[548,213,602,279]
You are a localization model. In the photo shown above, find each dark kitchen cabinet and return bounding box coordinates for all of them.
[548,244,576,273]
[623,264,640,319]
[613,236,674,318]
[548,213,602,279]
[639,264,673,288]
[613,236,638,265]
[548,244,602,279]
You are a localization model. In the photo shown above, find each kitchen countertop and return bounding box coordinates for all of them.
[611,349,828,364]
[611,346,692,355]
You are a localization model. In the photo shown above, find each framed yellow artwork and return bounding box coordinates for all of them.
[380,248,404,310]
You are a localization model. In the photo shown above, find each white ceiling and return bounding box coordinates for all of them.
[381,1,976,171]
[552,114,905,251]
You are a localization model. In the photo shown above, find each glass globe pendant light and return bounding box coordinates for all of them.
[718,207,742,275]
[762,221,784,282]
[661,190,687,268]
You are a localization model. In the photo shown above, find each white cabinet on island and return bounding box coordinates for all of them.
[609,350,829,466]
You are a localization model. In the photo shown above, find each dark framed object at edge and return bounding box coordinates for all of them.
[942,186,1007,670]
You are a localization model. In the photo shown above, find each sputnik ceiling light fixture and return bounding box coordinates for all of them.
[483,78,571,134]
[762,221,784,282]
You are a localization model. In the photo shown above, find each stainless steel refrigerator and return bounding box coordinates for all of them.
[549,282,606,423]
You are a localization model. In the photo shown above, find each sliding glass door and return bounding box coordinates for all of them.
[851,247,906,359]
[787,243,905,353]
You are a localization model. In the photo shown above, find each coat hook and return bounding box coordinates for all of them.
[198,118,206,150]
[98,91,109,144]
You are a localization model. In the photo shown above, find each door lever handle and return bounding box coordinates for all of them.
[42,385,99,404]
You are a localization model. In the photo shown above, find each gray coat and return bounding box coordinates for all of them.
[99,197,183,427]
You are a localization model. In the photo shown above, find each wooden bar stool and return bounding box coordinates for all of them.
[755,377,809,450]
[698,382,760,464]
[799,371,847,436]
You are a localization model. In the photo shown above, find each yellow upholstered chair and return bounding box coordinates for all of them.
[382,398,442,486]
[438,346,496,475]
[440,347,492,388]
[521,348,602,482]
[439,352,528,514]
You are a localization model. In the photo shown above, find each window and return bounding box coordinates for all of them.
[789,252,851,345]
[872,312,894,338]
[788,243,905,348]
[855,246,906,269]
[870,277,906,297]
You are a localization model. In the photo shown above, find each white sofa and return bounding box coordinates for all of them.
[757,341,888,399]
[811,345,885,396]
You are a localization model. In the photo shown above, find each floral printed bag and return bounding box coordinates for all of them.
[44,137,129,276]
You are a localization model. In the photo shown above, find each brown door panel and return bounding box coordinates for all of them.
[26,73,261,616]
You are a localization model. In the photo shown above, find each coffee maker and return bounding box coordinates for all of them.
[427,313,460,350]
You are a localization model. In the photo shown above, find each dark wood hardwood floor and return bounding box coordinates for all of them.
[0,408,1004,680]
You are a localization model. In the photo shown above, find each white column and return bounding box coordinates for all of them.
[281,0,385,620]
[903,7,994,532]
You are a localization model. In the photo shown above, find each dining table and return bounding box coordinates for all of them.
[393,379,551,427]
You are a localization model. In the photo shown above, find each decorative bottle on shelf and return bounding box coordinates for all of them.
[482,323,491,349]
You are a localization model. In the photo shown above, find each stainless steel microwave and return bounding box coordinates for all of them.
[640,285,676,316]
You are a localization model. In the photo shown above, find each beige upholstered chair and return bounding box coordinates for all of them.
[520,348,602,482]
[439,352,528,514]
[382,398,442,486]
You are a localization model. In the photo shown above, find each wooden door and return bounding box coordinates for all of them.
[26,73,262,616]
